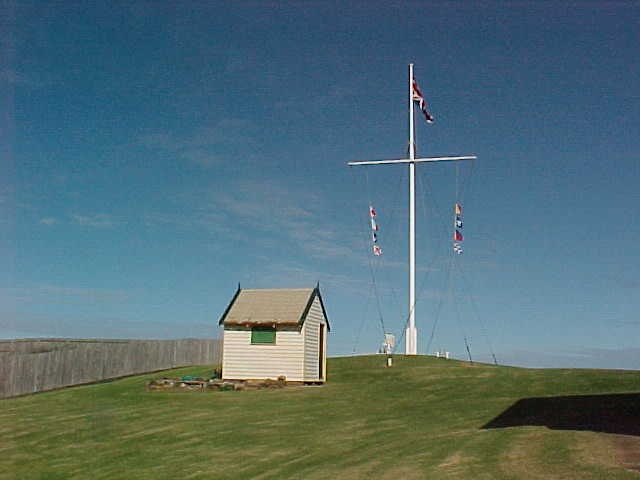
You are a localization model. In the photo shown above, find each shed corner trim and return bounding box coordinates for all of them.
[300,284,330,331]
[218,283,242,326]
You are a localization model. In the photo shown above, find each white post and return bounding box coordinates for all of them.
[406,63,417,355]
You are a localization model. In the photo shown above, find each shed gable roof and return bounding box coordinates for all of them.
[218,286,329,330]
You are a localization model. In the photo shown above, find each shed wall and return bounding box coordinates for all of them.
[303,297,326,381]
[222,328,305,381]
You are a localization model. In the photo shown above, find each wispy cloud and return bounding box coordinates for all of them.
[1,284,130,306]
[496,346,640,370]
[142,208,229,235]
[137,132,174,151]
[274,83,358,110]
[137,119,253,168]
[209,178,358,259]
[143,178,360,261]
[39,217,57,226]
[0,68,40,87]
[71,214,117,228]
[249,262,369,293]
[0,185,15,205]
[180,150,224,168]
[0,310,214,340]
[215,179,314,222]
[37,284,130,301]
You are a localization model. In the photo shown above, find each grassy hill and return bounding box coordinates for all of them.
[1,355,639,479]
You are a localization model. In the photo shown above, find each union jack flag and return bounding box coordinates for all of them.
[412,78,434,124]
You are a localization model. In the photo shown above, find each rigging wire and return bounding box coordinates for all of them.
[425,255,454,356]
[464,337,473,364]
[396,168,454,352]
[411,158,492,363]
[349,153,498,363]
[415,164,457,353]
[352,168,386,351]
[452,259,499,365]
[458,158,476,203]
[417,163,455,246]
[453,163,474,363]
[377,168,407,318]
[364,168,387,337]
[352,288,374,354]
[452,161,499,365]
[362,164,408,345]
[450,252,473,364]
[350,163,421,353]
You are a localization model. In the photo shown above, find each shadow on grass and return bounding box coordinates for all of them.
[482,393,640,436]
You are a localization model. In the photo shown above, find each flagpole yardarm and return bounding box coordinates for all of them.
[348,156,476,166]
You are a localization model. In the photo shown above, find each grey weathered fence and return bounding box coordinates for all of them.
[0,338,222,399]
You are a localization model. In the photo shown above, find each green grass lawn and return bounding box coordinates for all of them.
[1,355,639,479]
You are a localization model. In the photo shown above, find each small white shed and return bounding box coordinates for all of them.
[218,285,330,383]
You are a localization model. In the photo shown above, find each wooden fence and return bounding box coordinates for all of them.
[0,338,222,399]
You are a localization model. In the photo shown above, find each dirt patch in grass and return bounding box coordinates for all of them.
[437,451,477,476]
[577,431,640,474]
[506,429,640,478]
[500,429,578,479]
[439,452,465,467]
[574,431,623,471]
[612,435,640,473]
[318,461,425,480]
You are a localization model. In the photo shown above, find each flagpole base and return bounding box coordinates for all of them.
[405,326,418,355]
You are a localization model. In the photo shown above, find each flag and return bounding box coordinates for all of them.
[412,78,434,124]
[369,204,382,255]
[454,203,464,247]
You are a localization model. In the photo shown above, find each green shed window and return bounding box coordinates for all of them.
[251,327,276,344]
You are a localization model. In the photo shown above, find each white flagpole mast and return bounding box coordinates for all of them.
[348,63,476,356]
[407,63,417,355]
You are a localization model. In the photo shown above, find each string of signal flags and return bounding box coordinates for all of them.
[453,202,463,255]
[368,202,465,256]
[369,205,382,256]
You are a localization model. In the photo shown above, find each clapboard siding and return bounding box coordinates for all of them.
[303,297,324,381]
[222,329,305,381]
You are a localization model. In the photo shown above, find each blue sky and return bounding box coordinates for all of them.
[2,2,639,368]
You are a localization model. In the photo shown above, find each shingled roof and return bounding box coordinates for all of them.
[218,286,329,330]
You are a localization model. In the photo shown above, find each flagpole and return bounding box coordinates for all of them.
[407,63,417,355]
[347,63,476,358]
